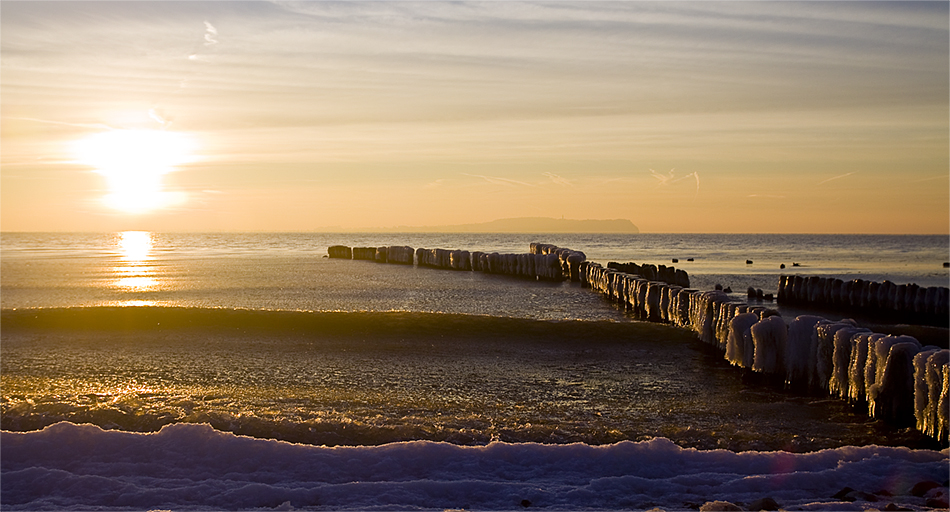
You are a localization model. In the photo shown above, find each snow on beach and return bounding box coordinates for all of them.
[2,422,947,511]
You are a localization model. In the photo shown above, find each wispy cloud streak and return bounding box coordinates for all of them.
[3,117,113,131]
[910,174,950,183]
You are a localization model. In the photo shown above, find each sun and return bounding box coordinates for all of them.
[75,129,195,214]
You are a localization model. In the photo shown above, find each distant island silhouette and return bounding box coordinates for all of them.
[353,217,640,234]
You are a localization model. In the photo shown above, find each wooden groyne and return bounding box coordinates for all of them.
[606,261,690,288]
[328,243,949,442]
[778,275,950,327]
[329,243,591,282]
[582,262,949,442]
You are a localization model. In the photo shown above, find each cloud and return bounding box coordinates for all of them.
[190,21,218,60]
[462,173,535,187]
[542,172,574,187]
[3,116,113,131]
[650,168,700,198]
[910,174,949,183]
[650,168,676,186]
[424,179,447,189]
[148,109,170,128]
[204,21,218,46]
[817,171,858,185]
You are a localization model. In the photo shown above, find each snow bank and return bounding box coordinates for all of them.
[2,422,947,511]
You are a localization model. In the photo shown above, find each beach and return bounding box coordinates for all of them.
[1,232,948,510]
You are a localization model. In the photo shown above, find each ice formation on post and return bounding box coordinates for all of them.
[829,326,870,399]
[725,312,759,368]
[751,315,787,376]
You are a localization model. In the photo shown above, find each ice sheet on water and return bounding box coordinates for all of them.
[2,422,947,511]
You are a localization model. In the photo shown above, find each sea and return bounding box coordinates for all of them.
[2,232,948,511]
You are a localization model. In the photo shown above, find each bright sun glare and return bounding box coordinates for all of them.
[76,130,194,214]
[115,231,158,292]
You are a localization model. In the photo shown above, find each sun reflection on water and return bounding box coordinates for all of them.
[119,231,152,261]
[114,231,159,292]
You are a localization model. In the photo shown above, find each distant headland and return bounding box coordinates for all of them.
[347,217,640,234]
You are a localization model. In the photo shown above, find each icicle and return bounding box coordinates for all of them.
[926,350,950,441]
[813,320,857,392]
[829,326,870,399]
[913,348,942,436]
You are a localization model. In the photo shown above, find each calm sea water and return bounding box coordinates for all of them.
[1,232,947,452]
[2,232,947,311]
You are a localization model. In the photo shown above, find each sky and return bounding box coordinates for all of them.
[1,1,948,233]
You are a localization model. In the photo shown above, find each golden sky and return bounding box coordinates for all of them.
[2,1,947,233]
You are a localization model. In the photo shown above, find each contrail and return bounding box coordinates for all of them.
[543,172,574,187]
[817,171,858,185]
[650,168,675,186]
[462,173,535,187]
[650,168,699,198]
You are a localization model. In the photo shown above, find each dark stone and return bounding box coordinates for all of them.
[747,497,780,511]
[747,287,756,298]
[833,487,856,500]
[746,259,753,264]
[687,257,694,261]
[792,262,800,266]
[844,491,878,502]
[910,481,941,497]
[926,497,949,509]
[780,263,785,269]
[698,501,742,511]
[672,258,679,263]
[723,287,732,293]
[883,504,912,511]
[944,262,949,268]
[520,499,531,508]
